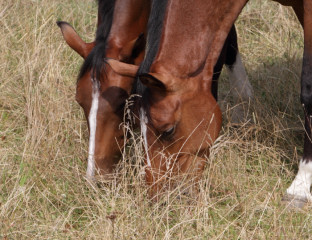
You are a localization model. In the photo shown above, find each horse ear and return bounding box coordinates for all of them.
[139,73,166,91]
[119,33,145,60]
[57,21,95,59]
[106,59,139,77]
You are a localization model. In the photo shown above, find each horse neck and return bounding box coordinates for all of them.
[106,0,150,55]
[150,0,247,81]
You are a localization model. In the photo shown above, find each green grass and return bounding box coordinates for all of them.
[1,0,312,239]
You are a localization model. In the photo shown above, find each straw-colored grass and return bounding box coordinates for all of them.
[1,0,311,239]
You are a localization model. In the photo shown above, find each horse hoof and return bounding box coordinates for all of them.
[282,194,308,209]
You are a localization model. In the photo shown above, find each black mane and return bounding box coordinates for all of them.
[78,0,115,81]
[138,0,169,74]
[132,0,169,96]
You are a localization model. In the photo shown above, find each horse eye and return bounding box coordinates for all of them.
[161,126,175,139]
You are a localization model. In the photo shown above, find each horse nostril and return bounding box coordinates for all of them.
[306,84,311,91]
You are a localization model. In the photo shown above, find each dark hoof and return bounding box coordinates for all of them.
[282,194,308,209]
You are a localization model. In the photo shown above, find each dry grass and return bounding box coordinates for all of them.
[1,0,312,239]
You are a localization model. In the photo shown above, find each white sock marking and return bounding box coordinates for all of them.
[86,79,100,179]
[286,160,312,200]
[140,108,151,167]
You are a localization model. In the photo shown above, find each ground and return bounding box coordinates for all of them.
[0,0,311,239]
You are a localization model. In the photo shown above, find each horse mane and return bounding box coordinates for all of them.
[132,0,169,114]
[78,0,115,81]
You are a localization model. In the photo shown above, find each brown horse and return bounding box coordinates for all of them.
[58,0,251,181]
[108,0,312,207]
[58,0,150,180]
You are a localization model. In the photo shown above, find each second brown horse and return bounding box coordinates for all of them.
[108,0,312,207]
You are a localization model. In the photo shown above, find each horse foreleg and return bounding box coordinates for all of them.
[284,0,312,208]
[285,114,312,208]
[225,26,253,124]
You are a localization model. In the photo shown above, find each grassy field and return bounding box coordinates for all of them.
[1,0,311,239]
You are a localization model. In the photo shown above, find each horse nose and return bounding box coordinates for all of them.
[301,83,312,107]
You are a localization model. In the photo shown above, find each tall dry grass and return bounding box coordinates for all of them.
[1,0,312,239]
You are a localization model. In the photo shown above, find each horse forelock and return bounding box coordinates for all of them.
[132,0,169,119]
[137,0,168,75]
[78,0,115,83]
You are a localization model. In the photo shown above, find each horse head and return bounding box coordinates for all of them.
[57,20,142,180]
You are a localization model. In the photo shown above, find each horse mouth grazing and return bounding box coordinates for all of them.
[145,152,207,201]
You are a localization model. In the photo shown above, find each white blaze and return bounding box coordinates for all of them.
[140,108,151,167]
[86,79,100,179]
[286,160,312,200]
